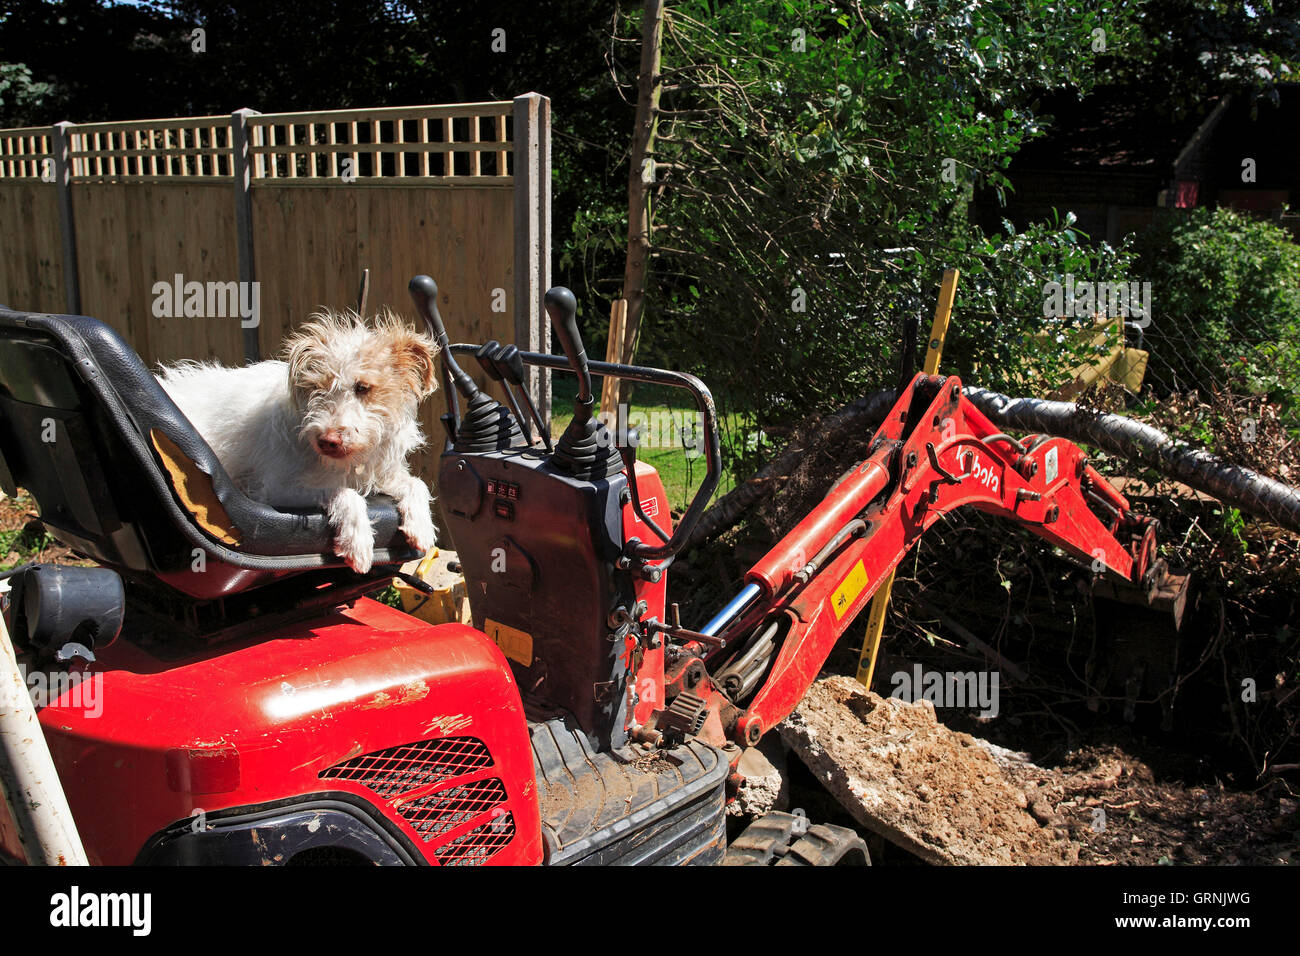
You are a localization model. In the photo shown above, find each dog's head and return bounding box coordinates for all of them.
[283,308,439,465]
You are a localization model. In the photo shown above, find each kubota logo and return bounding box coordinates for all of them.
[967,452,999,494]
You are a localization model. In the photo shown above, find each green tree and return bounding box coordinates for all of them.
[1132,207,1300,413]
[0,62,52,126]
[1096,0,1300,116]
[581,0,1141,471]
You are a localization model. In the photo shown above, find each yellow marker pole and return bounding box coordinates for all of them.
[855,268,960,688]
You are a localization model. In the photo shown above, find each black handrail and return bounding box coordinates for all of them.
[448,344,722,562]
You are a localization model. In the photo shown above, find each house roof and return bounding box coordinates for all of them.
[1011,86,1225,175]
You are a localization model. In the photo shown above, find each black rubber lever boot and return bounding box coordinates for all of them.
[544,287,622,479]
[408,275,521,453]
[475,340,533,445]
[497,343,552,452]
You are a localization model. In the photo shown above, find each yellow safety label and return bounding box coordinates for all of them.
[831,560,869,620]
[485,618,534,666]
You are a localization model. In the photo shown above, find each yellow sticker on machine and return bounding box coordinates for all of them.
[485,618,534,666]
[830,560,869,620]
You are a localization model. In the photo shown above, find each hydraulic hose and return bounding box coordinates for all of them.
[687,387,1300,550]
[963,388,1300,535]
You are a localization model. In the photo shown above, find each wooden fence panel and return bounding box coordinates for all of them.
[72,182,243,366]
[0,127,63,313]
[0,184,63,313]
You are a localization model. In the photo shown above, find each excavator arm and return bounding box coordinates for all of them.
[663,372,1157,751]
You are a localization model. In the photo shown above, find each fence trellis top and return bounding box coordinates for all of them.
[0,101,518,185]
[249,102,514,184]
[71,114,233,183]
[0,127,52,180]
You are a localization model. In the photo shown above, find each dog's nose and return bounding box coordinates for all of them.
[316,430,346,457]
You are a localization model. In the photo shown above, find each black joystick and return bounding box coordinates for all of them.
[408,275,521,453]
[496,343,552,452]
[545,287,622,479]
[475,340,533,445]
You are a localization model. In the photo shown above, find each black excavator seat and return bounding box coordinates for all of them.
[0,306,418,600]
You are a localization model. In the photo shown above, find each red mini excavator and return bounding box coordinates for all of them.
[0,276,1158,865]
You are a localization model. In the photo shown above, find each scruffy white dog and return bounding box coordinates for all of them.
[157,309,439,573]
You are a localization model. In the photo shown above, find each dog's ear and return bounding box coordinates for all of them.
[390,328,439,401]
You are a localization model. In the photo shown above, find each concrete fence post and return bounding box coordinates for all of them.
[513,93,552,424]
[50,122,81,315]
[230,108,261,362]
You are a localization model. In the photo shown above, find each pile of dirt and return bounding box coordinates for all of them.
[1000,743,1299,866]
[777,676,1300,866]
[779,676,1078,865]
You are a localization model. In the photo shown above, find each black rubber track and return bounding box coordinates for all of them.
[724,811,870,866]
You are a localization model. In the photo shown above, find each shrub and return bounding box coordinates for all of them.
[1131,207,1300,420]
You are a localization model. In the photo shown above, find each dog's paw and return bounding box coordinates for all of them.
[400,508,438,554]
[330,491,376,573]
[336,535,375,574]
[394,478,437,554]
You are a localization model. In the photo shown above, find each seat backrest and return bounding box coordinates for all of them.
[0,307,417,600]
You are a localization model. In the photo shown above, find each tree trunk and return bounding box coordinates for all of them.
[614,0,664,408]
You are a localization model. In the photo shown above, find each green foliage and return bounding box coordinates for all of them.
[0,521,55,572]
[0,62,53,127]
[1219,505,1249,555]
[1096,0,1300,117]
[373,582,404,609]
[1132,207,1300,414]
[619,0,1142,473]
[941,215,1136,397]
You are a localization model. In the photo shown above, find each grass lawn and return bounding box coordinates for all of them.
[549,373,738,516]
[0,490,92,572]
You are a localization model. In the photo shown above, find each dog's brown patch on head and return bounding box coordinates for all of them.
[282,307,439,410]
[371,309,439,402]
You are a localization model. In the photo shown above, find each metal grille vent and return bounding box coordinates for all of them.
[434,811,516,866]
[319,736,493,798]
[397,778,509,841]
